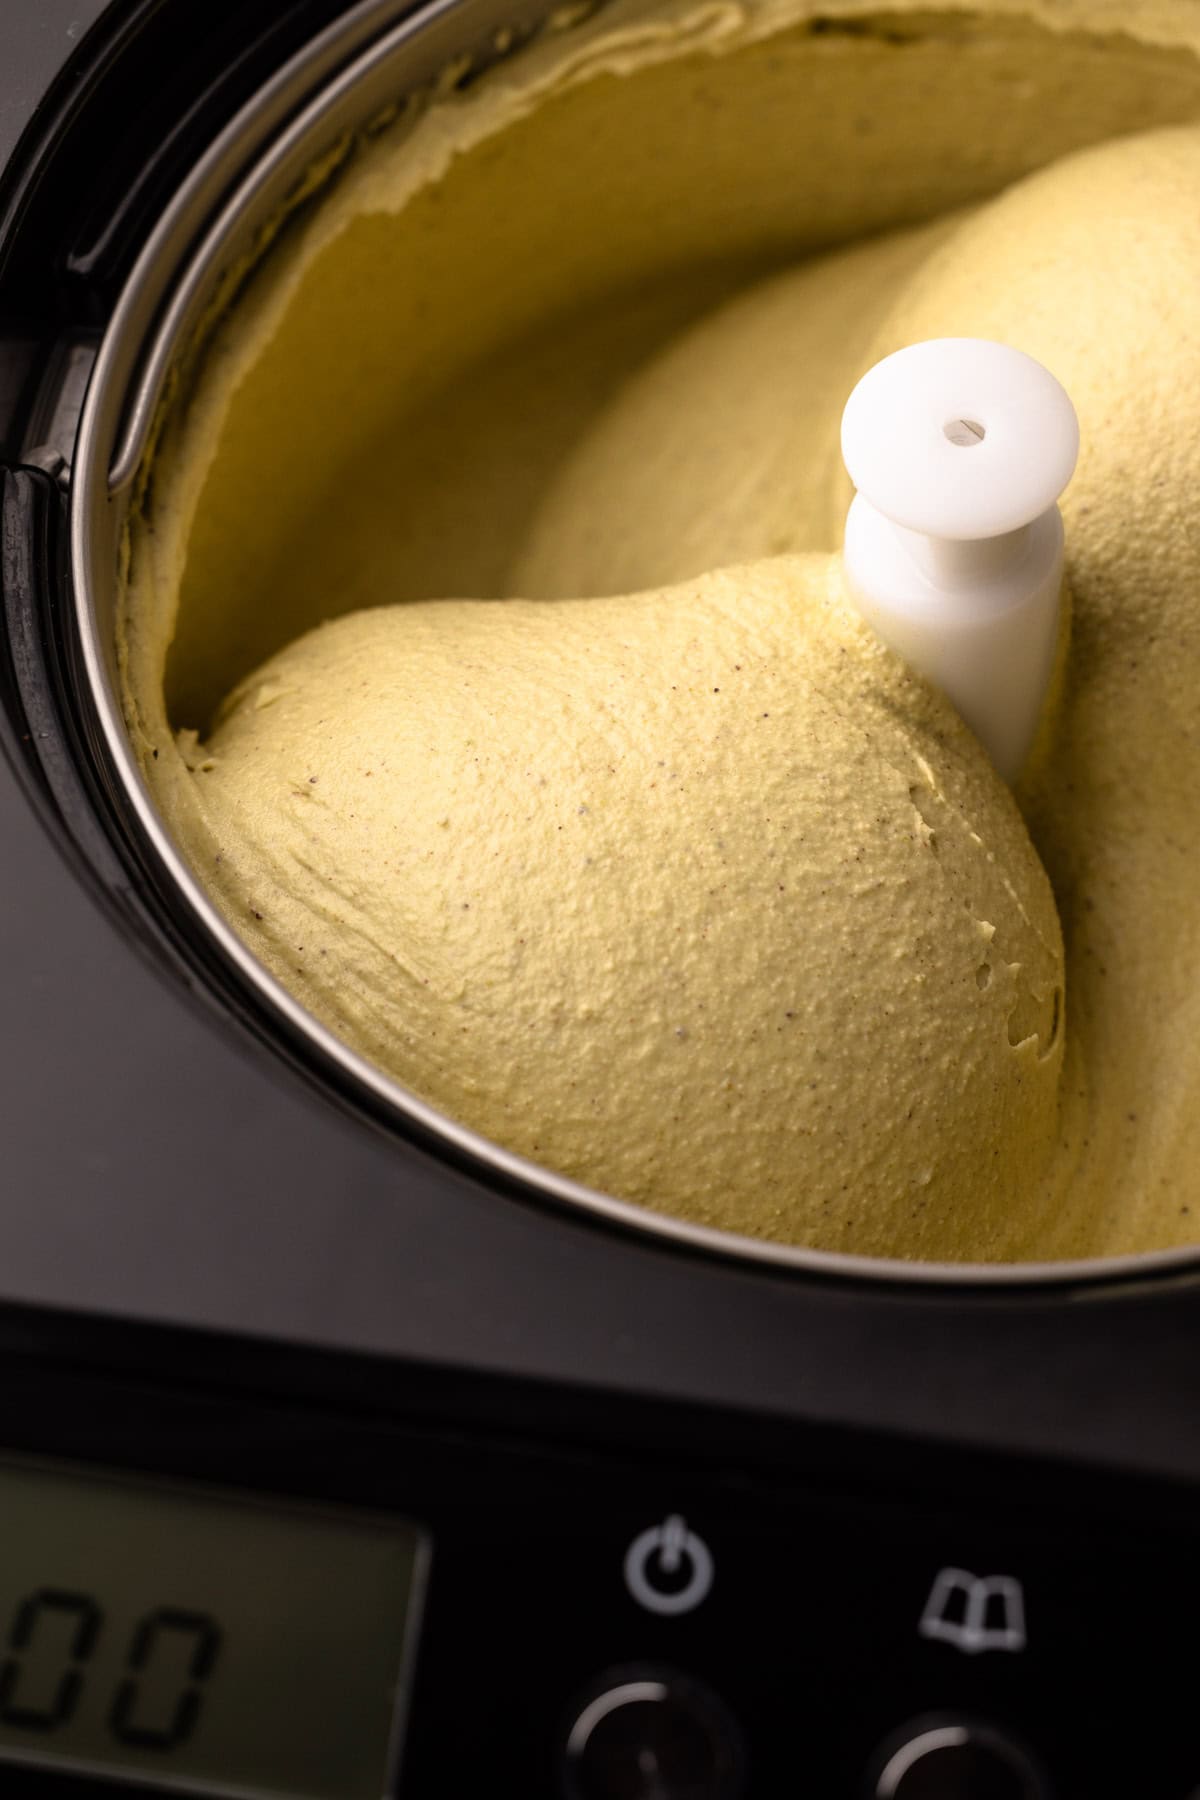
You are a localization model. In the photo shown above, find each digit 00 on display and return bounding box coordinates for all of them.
[0,1459,427,1799]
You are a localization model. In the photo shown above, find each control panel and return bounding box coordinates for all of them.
[408,1477,1200,1799]
[0,1327,1196,1800]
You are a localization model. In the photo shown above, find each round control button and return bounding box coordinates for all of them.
[562,1668,744,1800]
[868,1718,1052,1800]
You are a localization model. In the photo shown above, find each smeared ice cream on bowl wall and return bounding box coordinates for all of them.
[116,0,1200,1265]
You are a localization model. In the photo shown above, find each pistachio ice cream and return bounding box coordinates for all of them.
[120,0,1200,1261]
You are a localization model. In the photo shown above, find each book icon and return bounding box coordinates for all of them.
[918,1567,1027,1655]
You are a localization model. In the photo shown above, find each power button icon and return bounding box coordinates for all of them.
[623,1515,714,1616]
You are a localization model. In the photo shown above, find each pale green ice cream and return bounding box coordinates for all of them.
[120,0,1200,1261]
[196,557,1065,1259]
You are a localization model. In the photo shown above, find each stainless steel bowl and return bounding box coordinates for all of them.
[71,0,1200,1288]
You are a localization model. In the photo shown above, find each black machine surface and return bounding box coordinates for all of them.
[2,3,1200,1795]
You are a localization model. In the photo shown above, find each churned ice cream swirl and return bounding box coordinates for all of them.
[121,0,1200,1260]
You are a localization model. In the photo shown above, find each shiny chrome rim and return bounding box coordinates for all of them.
[71,0,1200,1291]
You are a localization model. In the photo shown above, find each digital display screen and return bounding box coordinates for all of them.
[0,1457,427,1799]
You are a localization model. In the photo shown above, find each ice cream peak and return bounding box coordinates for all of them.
[190,556,1066,1260]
